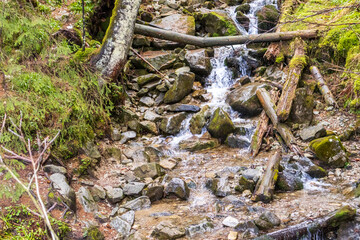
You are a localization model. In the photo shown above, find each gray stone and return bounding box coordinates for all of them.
[77,186,98,213]
[290,88,314,125]
[111,127,121,141]
[207,108,235,141]
[134,163,164,179]
[132,51,177,72]
[241,168,262,183]
[144,110,162,121]
[110,211,135,236]
[190,105,211,134]
[120,131,137,144]
[151,221,186,240]
[43,165,67,175]
[254,211,281,230]
[159,159,178,170]
[105,187,124,204]
[175,66,191,75]
[165,178,190,200]
[139,121,159,135]
[300,124,327,141]
[222,216,239,228]
[160,112,187,135]
[186,219,213,237]
[145,185,164,202]
[123,182,146,196]
[49,173,76,211]
[121,196,151,211]
[276,167,303,192]
[225,134,251,148]
[185,49,212,76]
[144,146,163,162]
[164,72,195,104]
[82,141,101,160]
[165,104,200,113]
[90,185,106,201]
[207,177,231,197]
[139,96,155,107]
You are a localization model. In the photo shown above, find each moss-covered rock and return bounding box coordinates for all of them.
[135,74,161,86]
[190,105,211,134]
[224,0,244,6]
[256,5,279,33]
[160,112,187,135]
[235,176,255,193]
[306,165,327,178]
[236,11,250,32]
[276,170,303,192]
[164,72,195,104]
[207,108,235,141]
[226,83,266,117]
[310,136,349,168]
[84,226,105,240]
[195,12,239,36]
[236,3,250,14]
[289,88,314,126]
[134,163,164,179]
[179,136,220,152]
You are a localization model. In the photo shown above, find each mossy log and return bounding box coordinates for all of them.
[310,66,337,107]
[251,90,279,157]
[90,0,142,80]
[134,24,318,47]
[257,205,356,240]
[251,151,281,203]
[276,38,307,122]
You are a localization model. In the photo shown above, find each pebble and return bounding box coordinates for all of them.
[222,216,239,228]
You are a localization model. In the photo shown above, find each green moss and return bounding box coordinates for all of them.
[84,226,105,240]
[289,55,308,69]
[275,53,285,63]
[329,206,356,227]
[74,48,98,63]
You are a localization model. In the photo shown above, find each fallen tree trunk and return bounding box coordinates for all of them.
[256,88,302,155]
[310,66,337,107]
[134,24,318,47]
[256,205,356,240]
[251,151,281,203]
[90,0,142,80]
[276,38,307,122]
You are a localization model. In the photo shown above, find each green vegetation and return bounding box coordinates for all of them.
[281,0,360,110]
[0,205,70,239]
[0,1,118,158]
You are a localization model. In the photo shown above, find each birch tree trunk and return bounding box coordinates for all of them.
[90,0,142,80]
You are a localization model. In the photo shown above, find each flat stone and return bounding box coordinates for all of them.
[222,216,239,228]
[110,211,135,236]
[254,211,281,230]
[300,124,327,141]
[144,110,162,121]
[50,173,76,211]
[90,185,106,201]
[139,96,155,107]
[105,187,124,204]
[120,131,137,144]
[241,168,262,183]
[159,159,178,170]
[77,186,98,213]
[134,163,164,179]
[123,182,146,196]
[151,221,186,240]
[43,165,67,175]
[139,121,159,135]
[164,104,200,112]
[186,219,214,237]
[121,196,151,211]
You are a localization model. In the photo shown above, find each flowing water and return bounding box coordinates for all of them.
[133,2,351,239]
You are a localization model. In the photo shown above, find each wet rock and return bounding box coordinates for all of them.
[236,176,255,193]
[276,167,303,192]
[151,221,186,240]
[165,104,200,112]
[222,216,239,228]
[289,88,314,125]
[139,96,155,107]
[145,185,164,202]
[132,51,177,72]
[185,49,212,76]
[222,195,245,208]
[121,196,151,211]
[165,178,190,200]
[160,112,187,135]
[224,0,244,7]
[235,220,259,238]
[159,158,178,170]
[300,124,327,141]
[144,146,163,163]
[89,185,106,201]
[164,72,195,104]
[337,221,360,240]
[241,168,262,183]
[310,136,349,168]
[179,134,220,152]
[186,219,213,237]
[77,187,98,213]
[207,108,235,141]
[196,11,238,36]
[226,83,266,117]
[43,165,67,175]
[306,165,327,178]
[236,3,250,14]
[207,177,232,197]
[226,133,251,148]
[256,5,279,33]
[144,110,162,122]
[135,74,161,86]
[120,131,137,144]
[134,163,164,179]
[236,12,250,31]
[123,182,146,196]
[49,173,76,211]
[141,11,154,22]
[82,141,101,160]
[105,187,124,204]
[265,65,285,82]
[139,121,159,135]
[110,211,135,236]
[190,105,211,134]
[254,211,281,230]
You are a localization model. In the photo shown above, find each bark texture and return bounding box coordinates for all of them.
[257,205,356,240]
[251,151,281,203]
[310,66,337,107]
[276,38,307,122]
[91,0,141,79]
[134,23,318,47]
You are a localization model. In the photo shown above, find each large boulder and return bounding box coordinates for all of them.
[190,105,211,134]
[165,178,190,200]
[289,88,314,125]
[196,12,238,36]
[164,72,195,104]
[310,136,348,168]
[207,108,235,141]
[185,49,212,76]
[160,112,187,135]
[77,187,98,213]
[256,5,279,33]
[226,83,266,117]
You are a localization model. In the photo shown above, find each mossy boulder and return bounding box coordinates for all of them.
[310,136,349,168]
[160,112,187,135]
[236,3,250,14]
[164,72,195,104]
[226,83,266,117]
[190,105,211,134]
[179,136,220,152]
[196,12,239,36]
[289,88,314,125]
[207,108,235,141]
[236,11,250,32]
[306,165,327,178]
[276,170,303,192]
[135,74,161,86]
[224,0,244,6]
[84,226,105,240]
[256,5,279,33]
